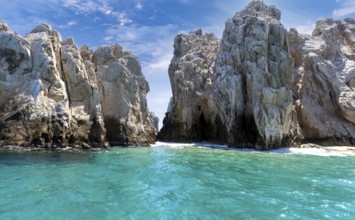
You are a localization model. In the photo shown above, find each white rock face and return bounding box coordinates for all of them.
[92,45,155,145]
[288,18,355,145]
[159,1,355,148]
[0,22,155,148]
[159,1,294,149]
[158,29,221,141]
[213,1,293,149]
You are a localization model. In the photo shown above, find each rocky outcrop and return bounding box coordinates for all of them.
[157,29,220,142]
[288,18,355,146]
[159,1,294,149]
[158,1,355,148]
[92,45,155,146]
[213,1,294,149]
[0,22,155,149]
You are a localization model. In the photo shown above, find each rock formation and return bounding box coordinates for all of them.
[0,21,156,149]
[288,18,355,145]
[159,1,294,149]
[213,1,294,149]
[158,1,355,148]
[158,29,220,142]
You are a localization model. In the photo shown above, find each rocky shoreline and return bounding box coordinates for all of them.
[1,1,355,150]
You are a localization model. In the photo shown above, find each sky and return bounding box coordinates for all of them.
[1,0,355,128]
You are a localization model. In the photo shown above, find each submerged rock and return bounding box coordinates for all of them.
[0,22,155,149]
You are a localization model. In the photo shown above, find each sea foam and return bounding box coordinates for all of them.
[152,142,355,156]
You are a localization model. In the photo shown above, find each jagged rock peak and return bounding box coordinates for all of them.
[173,29,219,57]
[233,0,281,21]
[29,23,62,41]
[0,20,10,32]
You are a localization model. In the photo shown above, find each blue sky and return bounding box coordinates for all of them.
[1,0,355,127]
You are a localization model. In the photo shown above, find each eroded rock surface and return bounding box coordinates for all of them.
[92,45,155,146]
[159,1,294,149]
[159,1,355,148]
[158,29,220,142]
[0,22,155,149]
[213,1,293,149]
[288,18,355,145]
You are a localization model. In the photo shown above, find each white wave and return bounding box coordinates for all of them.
[152,141,229,149]
[243,147,355,156]
[282,147,355,157]
[151,141,196,148]
[152,142,355,156]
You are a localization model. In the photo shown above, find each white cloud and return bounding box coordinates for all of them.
[62,0,132,26]
[111,11,132,26]
[294,21,316,35]
[135,2,143,10]
[104,24,178,59]
[144,55,171,73]
[58,20,78,29]
[333,0,355,17]
[62,0,112,14]
[333,6,355,17]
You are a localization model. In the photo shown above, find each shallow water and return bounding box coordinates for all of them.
[0,143,354,219]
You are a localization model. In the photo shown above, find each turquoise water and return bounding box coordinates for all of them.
[0,144,354,219]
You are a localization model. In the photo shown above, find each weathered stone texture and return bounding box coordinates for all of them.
[159,1,294,149]
[159,1,355,148]
[0,22,155,149]
[288,19,355,145]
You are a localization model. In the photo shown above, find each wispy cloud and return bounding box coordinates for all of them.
[62,0,111,14]
[111,11,132,26]
[294,21,316,35]
[58,20,78,29]
[0,0,64,34]
[333,0,355,17]
[104,24,178,73]
[61,0,132,25]
[135,1,143,10]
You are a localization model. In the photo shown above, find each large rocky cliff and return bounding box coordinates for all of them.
[0,22,156,149]
[288,18,355,145]
[158,1,355,149]
[157,29,220,142]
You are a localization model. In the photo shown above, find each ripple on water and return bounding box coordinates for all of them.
[0,144,354,219]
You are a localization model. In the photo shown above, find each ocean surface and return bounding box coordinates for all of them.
[0,143,354,219]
